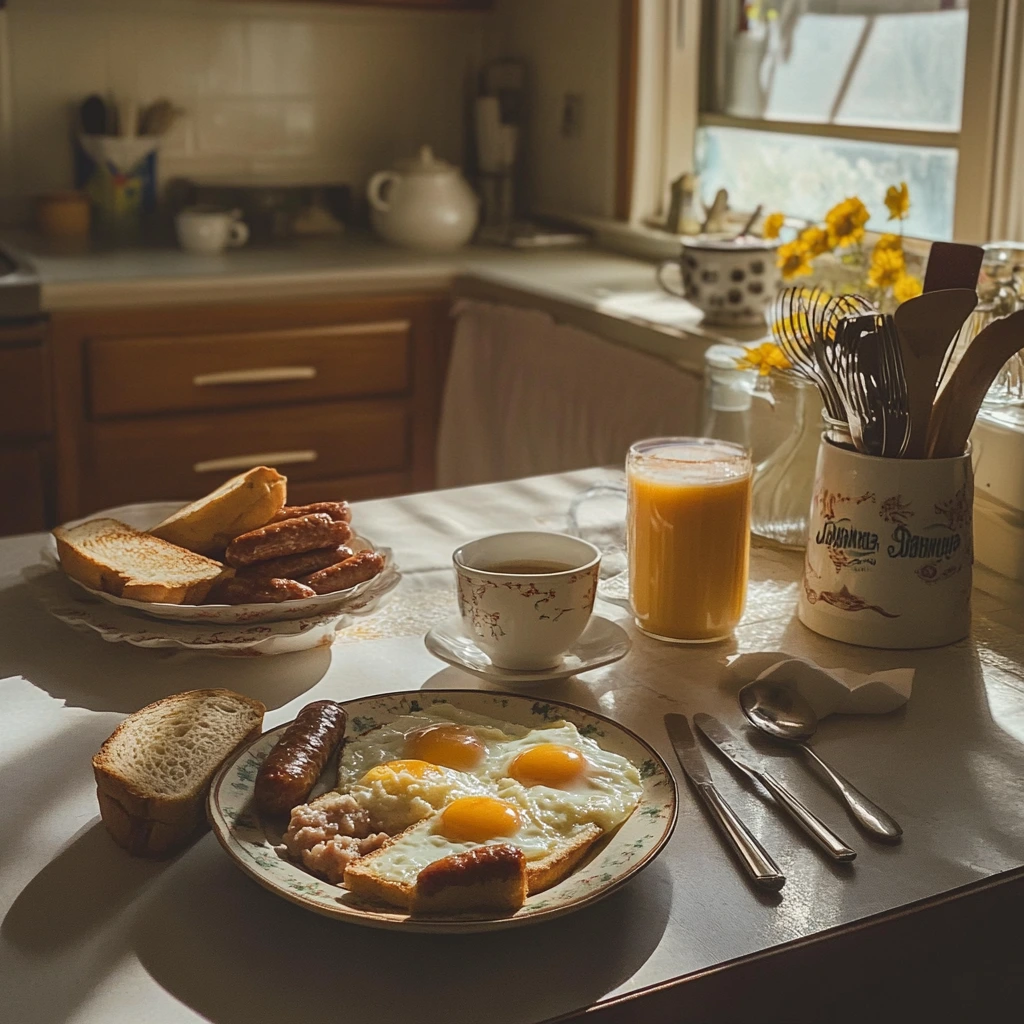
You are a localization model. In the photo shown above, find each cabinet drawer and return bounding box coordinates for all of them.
[87,319,412,418]
[0,442,49,534]
[0,343,50,439]
[287,472,412,505]
[81,401,409,511]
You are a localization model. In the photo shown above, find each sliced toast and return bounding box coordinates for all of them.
[93,688,265,857]
[54,518,230,604]
[149,466,287,556]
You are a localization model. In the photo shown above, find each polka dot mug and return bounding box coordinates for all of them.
[657,235,781,327]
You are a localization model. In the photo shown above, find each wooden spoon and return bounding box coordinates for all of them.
[893,288,978,458]
[927,308,1024,458]
[922,241,984,293]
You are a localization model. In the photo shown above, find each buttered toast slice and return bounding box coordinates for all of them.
[149,466,287,556]
[54,518,230,604]
[343,821,604,914]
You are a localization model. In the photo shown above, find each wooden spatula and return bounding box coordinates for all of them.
[893,288,978,458]
[923,241,984,293]
[928,308,1024,458]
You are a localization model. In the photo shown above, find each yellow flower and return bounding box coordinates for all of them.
[762,211,785,240]
[873,232,903,255]
[885,181,910,221]
[893,273,923,303]
[738,342,792,376]
[777,239,813,280]
[798,225,831,257]
[825,196,870,248]
[867,246,905,290]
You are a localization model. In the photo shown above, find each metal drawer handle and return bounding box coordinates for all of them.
[192,366,317,387]
[193,450,318,474]
[329,319,411,336]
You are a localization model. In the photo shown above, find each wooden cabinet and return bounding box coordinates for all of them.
[0,322,52,535]
[51,293,452,521]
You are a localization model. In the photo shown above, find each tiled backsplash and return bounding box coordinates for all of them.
[1,0,486,215]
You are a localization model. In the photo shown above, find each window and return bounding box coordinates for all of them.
[631,0,1007,243]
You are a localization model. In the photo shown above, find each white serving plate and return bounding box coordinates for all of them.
[43,502,400,625]
[22,564,347,656]
[208,689,678,932]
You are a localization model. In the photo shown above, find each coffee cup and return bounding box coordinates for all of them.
[656,234,780,327]
[452,531,601,670]
[175,206,249,255]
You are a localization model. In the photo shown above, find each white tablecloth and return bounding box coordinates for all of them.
[3,470,1024,1024]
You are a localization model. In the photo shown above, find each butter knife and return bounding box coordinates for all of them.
[664,713,785,890]
[694,713,856,862]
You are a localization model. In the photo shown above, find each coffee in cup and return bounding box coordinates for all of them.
[452,531,601,670]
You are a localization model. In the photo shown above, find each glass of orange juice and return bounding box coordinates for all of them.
[627,437,752,643]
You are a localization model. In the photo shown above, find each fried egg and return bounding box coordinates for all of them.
[335,706,642,854]
[344,758,493,834]
[359,792,593,886]
[337,705,524,789]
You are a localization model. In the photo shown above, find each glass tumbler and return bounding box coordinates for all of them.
[627,437,752,643]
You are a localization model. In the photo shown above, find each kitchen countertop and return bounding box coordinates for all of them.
[3,230,766,375]
[2,469,1024,1023]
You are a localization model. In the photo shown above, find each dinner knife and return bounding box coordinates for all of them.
[664,713,785,890]
[693,714,856,862]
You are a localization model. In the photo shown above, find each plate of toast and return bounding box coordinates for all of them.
[42,467,400,625]
[207,689,678,932]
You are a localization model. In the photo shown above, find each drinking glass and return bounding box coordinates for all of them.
[627,437,752,643]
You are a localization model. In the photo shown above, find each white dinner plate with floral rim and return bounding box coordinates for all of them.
[208,689,678,933]
[22,563,351,656]
[41,502,400,625]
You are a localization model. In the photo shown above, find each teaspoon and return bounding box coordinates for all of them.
[739,680,903,841]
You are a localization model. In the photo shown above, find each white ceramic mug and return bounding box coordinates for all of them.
[798,438,973,649]
[175,206,249,255]
[657,235,781,327]
[453,531,601,670]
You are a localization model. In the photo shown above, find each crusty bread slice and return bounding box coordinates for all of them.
[343,822,604,914]
[54,518,230,604]
[93,688,265,857]
[149,466,287,556]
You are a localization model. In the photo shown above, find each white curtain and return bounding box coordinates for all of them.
[436,300,703,488]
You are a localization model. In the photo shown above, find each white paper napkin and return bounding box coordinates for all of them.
[727,652,913,719]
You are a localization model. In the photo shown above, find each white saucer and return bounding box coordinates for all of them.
[424,614,631,682]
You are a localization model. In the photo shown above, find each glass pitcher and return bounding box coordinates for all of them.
[750,374,821,549]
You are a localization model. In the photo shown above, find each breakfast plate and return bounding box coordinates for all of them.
[208,689,677,932]
[424,615,632,682]
[41,502,400,625]
[22,564,349,656]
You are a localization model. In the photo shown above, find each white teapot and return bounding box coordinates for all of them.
[367,145,478,252]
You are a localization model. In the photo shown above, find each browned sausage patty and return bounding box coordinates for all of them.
[300,550,385,595]
[225,514,351,568]
[254,701,348,815]
[238,545,354,581]
[206,575,316,605]
[269,501,351,525]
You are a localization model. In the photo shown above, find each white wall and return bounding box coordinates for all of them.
[486,0,620,219]
[0,0,485,215]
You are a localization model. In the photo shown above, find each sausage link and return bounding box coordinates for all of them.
[300,550,385,595]
[238,545,354,581]
[225,514,351,567]
[206,575,315,605]
[269,501,351,525]
[255,701,348,815]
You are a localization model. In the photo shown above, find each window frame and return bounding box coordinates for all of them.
[623,0,1008,243]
